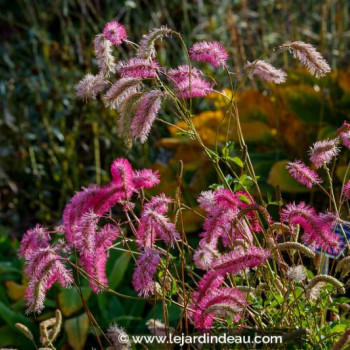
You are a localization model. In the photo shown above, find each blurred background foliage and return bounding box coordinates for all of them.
[0,0,350,348]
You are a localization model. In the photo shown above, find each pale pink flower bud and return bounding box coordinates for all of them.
[309,138,340,169]
[246,60,287,84]
[75,74,106,101]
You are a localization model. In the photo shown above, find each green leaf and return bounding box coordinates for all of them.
[0,301,33,330]
[109,252,131,290]
[64,313,89,350]
[58,287,91,317]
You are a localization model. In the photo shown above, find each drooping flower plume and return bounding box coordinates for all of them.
[286,160,323,188]
[281,202,341,253]
[130,90,164,143]
[24,247,73,313]
[309,138,340,169]
[246,60,287,84]
[75,74,106,101]
[107,323,131,350]
[167,65,211,98]
[136,194,179,248]
[137,26,172,59]
[132,248,162,297]
[118,58,161,78]
[94,34,116,77]
[284,41,331,78]
[104,78,142,109]
[103,21,127,46]
[189,41,229,68]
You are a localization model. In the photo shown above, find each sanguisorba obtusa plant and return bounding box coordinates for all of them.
[18,21,350,349]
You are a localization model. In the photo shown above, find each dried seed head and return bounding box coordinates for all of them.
[137,27,172,59]
[15,323,34,341]
[94,34,117,77]
[286,265,307,283]
[75,74,106,101]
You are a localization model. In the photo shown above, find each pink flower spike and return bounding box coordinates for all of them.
[132,248,162,297]
[189,41,229,68]
[110,158,135,196]
[19,224,51,260]
[197,190,216,212]
[132,169,160,190]
[309,138,340,168]
[287,160,323,188]
[343,181,350,199]
[284,41,331,78]
[193,243,219,270]
[130,90,164,143]
[337,121,350,149]
[246,60,287,84]
[118,58,161,78]
[167,65,202,84]
[212,246,269,276]
[174,77,211,99]
[103,21,127,46]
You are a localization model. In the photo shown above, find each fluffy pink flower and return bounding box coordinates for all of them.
[193,242,219,270]
[118,58,160,78]
[137,194,179,248]
[287,160,323,188]
[337,121,350,149]
[103,21,127,46]
[197,190,216,212]
[104,78,142,109]
[212,246,270,276]
[24,247,73,313]
[130,90,164,143]
[167,65,202,84]
[246,60,287,84]
[18,224,51,260]
[75,74,106,101]
[132,169,160,190]
[94,34,116,77]
[282,202,340,253]
[192,271,225,305]
[79,224,120,293]
[284,41,331,78]
[193,288,246,329]
[309,138,340,169]
[110,158,135,197]
[343,181,350,199]
[189,41,229,68]
[132,248,162,297]
[174,77,211,99]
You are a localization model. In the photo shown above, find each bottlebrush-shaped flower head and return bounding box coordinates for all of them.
[173,76,211,99]
[118,58,161,78]
[337,121,350,149]
[24,247,73,313]
[192,271,225,305]
[94,34,116,77]
[137,26,172,59]
[79,224,120,293]
[132,169,160,190]
[193,242,220,270]
[193,288,246,329]
[103,21,127,46]
[107,323,131,350]
[110,158,135,197]
[282,202,341,253]
[283,41,331,78]
[197,190,216,212]
[130,90,164,143]
[343,181,350,199]
[137,195,179,248]
[189,41,229,68]
[211,246,270,276]
[132,248,162,297]
[19,224,51,260]
[104,78,142,109]
[167,65,202,84]
[75,74,106,101]
[246,60,287,84]
[309,138,340,169]
[287,160,323,188]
